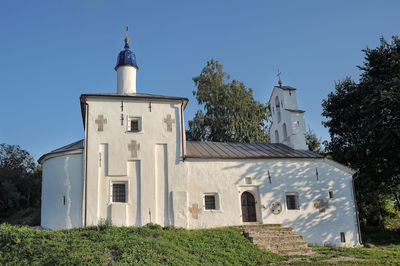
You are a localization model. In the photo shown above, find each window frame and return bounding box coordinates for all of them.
[110,181,128,203]
[285,192,300,210]
[203,193,220,211]
[127,116,142,133]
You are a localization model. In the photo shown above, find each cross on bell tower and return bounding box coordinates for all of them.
[276,69,282,87]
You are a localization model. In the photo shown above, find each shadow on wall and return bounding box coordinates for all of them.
[223,159,358,246]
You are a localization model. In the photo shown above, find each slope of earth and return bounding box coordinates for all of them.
[0,223,282,265]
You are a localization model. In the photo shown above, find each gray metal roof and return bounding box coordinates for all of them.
[285,108,305,113]
[50,139,84,153]
[185,141,322,159]
[276,86,297,91]
[38,139,84,163]
[39,139,322,164]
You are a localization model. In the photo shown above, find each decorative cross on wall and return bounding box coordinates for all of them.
[128,140,140,158]
[95,115,107,131]
[314,199,329,212]
[188,203,202,219]
[164,114,175,132]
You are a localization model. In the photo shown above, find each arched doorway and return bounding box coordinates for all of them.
[241,191,257,222]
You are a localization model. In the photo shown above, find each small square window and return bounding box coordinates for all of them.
[245,177,252,184]
[112,183,127,203]
[204,195,216,210]
[286,193,299,210]
[128,117,142,132]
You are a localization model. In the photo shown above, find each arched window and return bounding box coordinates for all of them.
[282,123,288,140]
[275,96,281,123]
[275,130,279,143]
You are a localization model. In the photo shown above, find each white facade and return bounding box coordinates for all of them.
[83,96,186,227]
[186,158,359,246]
[40,89,361,246]
[41,151,83,230]
[39,39,361,247]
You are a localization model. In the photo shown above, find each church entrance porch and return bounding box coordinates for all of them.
[241,191,257,222]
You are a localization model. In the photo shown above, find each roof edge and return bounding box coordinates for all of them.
[38,148,83,164]
[80,93,189,127]
[184,155,324,160]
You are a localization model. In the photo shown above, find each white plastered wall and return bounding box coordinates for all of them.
[84,97,188,227]
[41,151,83,230]
[117,66,137,94]
[185,157,360,247]
[269,87,307,150]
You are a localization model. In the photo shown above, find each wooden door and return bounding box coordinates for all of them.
[241,192,257,222]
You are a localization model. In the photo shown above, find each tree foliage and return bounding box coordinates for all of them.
[0,144,41,224]
[322,36,400,229]
[187,60,270,143]
[304,126,324,154]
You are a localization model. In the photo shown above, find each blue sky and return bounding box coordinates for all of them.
[1,0,399,161]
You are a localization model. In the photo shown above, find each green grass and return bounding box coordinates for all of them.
[0,223,282,265]
[292,245,400,265]
[2,223,400,265]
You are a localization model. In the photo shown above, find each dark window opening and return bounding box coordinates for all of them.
[63,196,66,205]
[329,191,333,198]
[205,195,216,210]
[112,183,126,203]
[286,194,299,210]
[340,232,346,243]
[130,120,139,132]
[245,177,252,184]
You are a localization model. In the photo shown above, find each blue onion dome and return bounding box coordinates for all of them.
[115,26,138,70]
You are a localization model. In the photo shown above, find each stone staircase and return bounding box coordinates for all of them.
[242,224,313,255]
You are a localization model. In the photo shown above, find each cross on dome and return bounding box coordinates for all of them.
[115,25,138,71]
[124,25,130,44]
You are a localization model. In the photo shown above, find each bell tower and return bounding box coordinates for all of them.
[115,25,138,94]
[269,80,307,150]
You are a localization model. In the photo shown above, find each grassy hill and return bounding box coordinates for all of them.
[0,223,282,265]
[1,223,400,265]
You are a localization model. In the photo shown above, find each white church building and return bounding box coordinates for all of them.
[39,32,361,247]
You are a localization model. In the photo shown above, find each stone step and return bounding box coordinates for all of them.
[244,227,294,233]
[250,235,303,242]
[243,224,282,229]
[257,241,309,250]
[272,248,313,256]
[246,230,299,237]
[242,224,313,255]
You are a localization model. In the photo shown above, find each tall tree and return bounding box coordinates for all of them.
[322,36,400,230]
[187,59,270,143]
[0,144,41,224]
